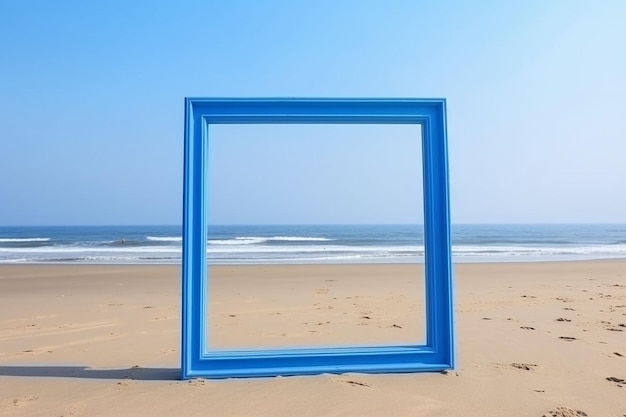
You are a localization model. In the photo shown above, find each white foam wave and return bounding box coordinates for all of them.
[209,237,267,245]
[146,236,182,242]
[3,240,626,265]
[208,253,422,265]
[0,246,181,254]
[0,255,180,264]
[208,236,333,245]
[0,237,50,242]
[452,244,626,256]
[207,244,422,254]
[270,236,333,242]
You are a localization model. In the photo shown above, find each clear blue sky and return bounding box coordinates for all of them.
[1,1,625,225]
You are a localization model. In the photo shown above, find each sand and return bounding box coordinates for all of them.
[0,262,624,416]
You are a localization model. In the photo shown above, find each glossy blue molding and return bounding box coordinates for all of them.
[182,98,454,379]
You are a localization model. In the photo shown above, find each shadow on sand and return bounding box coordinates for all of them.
[0,365,180,381]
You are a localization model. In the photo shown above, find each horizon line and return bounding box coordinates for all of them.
[2,222,626,228]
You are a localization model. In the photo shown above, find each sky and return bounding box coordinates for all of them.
[1,0,625,225]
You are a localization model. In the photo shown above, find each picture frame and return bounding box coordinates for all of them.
[182,98,454,379]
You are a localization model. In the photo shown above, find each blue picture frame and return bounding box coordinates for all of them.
[182,98,454,379]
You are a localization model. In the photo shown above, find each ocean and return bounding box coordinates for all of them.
[1,224,625,265]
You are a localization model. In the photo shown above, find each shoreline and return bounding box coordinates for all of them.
[1,261,625,416]
[2,255,626,266]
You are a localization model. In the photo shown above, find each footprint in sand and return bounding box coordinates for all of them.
[606,376,625,387]
[336,379,372,388]
[115,380,135,389]
[64,403,86,415]
[511,363,538,371]
[188,378,207,386]
[12,395,38,407]
[600,321,624,332]
[543,406,588,417]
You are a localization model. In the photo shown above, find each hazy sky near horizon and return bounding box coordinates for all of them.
[1,1,625,225]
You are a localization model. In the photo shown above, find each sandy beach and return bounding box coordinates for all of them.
[1,262,624,416]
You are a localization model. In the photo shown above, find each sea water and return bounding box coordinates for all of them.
[1,224,625,264]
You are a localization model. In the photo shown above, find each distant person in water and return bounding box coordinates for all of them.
[121,238,126,244]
